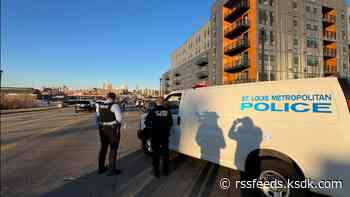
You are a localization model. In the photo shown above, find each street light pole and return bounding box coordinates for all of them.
[159,78,162,97]
[0,68,3,88]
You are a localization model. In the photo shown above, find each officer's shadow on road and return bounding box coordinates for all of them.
[41,150,151,197]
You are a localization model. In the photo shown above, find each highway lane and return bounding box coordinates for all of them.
[1,107,327,197]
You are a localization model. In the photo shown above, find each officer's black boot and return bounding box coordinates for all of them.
[106,149,121,176]
[153,169,160,178]
[98,166,107,174]
[152,152,160,178]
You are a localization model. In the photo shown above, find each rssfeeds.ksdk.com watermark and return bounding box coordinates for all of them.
[218,177,343,190]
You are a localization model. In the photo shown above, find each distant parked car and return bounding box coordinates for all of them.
[74,100,95,113]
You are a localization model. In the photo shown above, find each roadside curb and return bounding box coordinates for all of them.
[0,106,60,115]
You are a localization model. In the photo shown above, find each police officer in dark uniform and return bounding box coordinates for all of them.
[145,98,173,178]
[96,92,123,176]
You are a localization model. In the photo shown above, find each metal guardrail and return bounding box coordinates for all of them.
[324,48,336,58]
[224,39,250,54]
[323,14,336,24]
[323,31,336,40]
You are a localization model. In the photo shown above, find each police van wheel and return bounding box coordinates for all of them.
[247,159,307,197]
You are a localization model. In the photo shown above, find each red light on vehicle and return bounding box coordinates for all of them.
[347,99,350,111]
[192,83,207,89]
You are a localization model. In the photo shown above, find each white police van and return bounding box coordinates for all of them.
[139,77,350,197]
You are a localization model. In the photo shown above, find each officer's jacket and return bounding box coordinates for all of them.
[96,101,122,124]
[145,105,173,142]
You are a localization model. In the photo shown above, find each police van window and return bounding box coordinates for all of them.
[165,93,182,115]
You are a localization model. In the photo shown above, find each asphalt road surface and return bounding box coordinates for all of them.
[1,107,327,197]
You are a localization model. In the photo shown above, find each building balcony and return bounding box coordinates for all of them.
[323,14,336,26]
[224,20,250,39]
[323,31,336,42]
[324,65,337,76]
[224,59,250,73]
[196,69,209,80]
[194,55,209,66]
[323,48,336,58]
[174,73,181,77]
[224,0,250,22]
[228,78,256,85]
[174,80,181,86]
[224,39,249,56]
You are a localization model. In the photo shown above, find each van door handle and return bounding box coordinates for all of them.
[177,116,181,125]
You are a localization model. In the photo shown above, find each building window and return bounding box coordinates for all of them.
[292,0,298,11]
[306,24,317,31]
[293,16,298,26]
[306,24,311,30]
[343,64,348,72]
[341,12,346,21]
[241,71,249,80]
[270,31,274,43]
[258,53,269,67]
[293,56,299,65]
[306,5,311,12]
[270,55,275,63]
[293,38,299,47]
[269,11,274,25]
[307,55,318,67]
[259,10,268,25]
[306,37,318,48]
[259,0,270,5]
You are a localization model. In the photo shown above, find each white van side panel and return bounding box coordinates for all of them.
[178,87,235,166]
[171,78,350,197]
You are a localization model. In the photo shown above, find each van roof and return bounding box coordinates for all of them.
[169,77,342,94]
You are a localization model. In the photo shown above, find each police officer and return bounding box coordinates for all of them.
[145,98,173,178]
[96,92,123,176]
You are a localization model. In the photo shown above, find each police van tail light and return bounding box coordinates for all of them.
[192,83,207,89]
[347,98,350,112]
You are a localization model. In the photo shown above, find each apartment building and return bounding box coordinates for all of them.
[162,0,350,92]
[211,0,350,85]
[163,22,212,92]
[161,71,171,95]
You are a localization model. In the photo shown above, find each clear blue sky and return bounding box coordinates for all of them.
[2,1,350,89]
[1,0,213,89]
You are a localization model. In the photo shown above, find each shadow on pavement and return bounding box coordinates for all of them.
[41,150,149,197]
[42,150,190,197]
[40,149,332,197]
